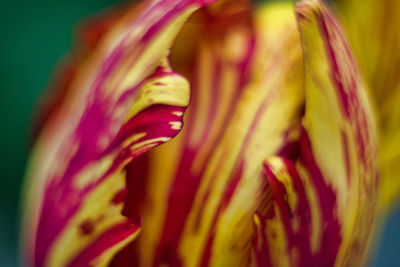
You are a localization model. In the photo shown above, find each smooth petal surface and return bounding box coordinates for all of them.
[112,2,304,267]
[22,1,216,266]
[337,0,400,211]
[251,1,379,266]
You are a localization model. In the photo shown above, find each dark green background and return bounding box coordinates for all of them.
[0,1,398,266]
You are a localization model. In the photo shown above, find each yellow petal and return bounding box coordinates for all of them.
[337,0,400,211]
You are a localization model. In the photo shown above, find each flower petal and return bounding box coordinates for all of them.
[22,1,215,266]
[253,1,380,264]
[253,157,312,267]
[337,0,400,211]
[253,0,379,266]
[112,2,304,266]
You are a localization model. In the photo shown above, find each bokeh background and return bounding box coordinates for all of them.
[0,0,399,266]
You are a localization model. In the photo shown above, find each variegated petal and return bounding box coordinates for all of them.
[253,0,380,266]
[22,1,216,266]
[253,157,312,267]
[337,0,400,211]
[112,2,304,267]
[251,1,379,266]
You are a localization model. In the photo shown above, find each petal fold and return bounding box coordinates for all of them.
[22,1,214,266]
[289,0,379,265]
[337,0,400,211]
[253,157,311,267]
[113,2,304,266]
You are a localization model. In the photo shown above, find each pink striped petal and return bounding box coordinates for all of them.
[252,1,379,266]
[22,1,217,266]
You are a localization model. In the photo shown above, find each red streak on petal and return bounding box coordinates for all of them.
[152,150,200,267]
[299,127,341,265]
[317,6,369,165]
[264,159,313,266]
[253,212,272,267]
[199,161,244,267]
[122,153,150,219]
[340,131,351,186]
[67,218,141,267]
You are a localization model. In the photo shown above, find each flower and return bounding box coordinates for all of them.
[22,0,390,266]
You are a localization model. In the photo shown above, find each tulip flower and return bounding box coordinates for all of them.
[22,0,386,266]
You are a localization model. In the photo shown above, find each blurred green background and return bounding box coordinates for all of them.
[0,0,399,266]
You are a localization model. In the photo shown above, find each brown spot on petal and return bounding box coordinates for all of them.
[79,220,95,236]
